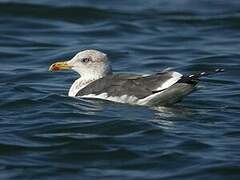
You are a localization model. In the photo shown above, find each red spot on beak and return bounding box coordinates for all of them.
[52,66,60,71]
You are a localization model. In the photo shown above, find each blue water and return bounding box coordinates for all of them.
[0,0,240,179]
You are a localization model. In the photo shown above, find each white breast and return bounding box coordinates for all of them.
[68,79,94,97]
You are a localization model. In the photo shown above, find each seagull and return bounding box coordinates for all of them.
[49,49,224,106]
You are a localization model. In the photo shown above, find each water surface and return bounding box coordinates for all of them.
[0,0,240,179]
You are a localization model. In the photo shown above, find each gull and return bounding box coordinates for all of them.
[49,49,224,106]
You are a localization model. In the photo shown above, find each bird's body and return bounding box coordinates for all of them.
[73,72,195,106]
[49,49,224,106]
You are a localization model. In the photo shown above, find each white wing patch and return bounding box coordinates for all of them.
[154,71,183,91]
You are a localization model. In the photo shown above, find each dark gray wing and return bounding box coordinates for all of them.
[76,72,180,99]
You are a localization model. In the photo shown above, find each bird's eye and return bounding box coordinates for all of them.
[81,58,90,63]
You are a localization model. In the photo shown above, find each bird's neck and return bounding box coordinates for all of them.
[68,75,105,97]
[68,69,112,97]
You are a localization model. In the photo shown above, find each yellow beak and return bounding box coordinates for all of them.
[49,61,72,71]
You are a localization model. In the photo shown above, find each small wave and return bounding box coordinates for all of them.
[0,2,117,22]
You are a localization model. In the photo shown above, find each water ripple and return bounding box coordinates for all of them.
[0,0,240,179]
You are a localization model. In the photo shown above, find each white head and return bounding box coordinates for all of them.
[49,49,112,80]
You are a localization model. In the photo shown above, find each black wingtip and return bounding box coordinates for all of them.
[185,68,225,80]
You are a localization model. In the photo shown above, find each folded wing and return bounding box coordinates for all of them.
[76,71,187,99]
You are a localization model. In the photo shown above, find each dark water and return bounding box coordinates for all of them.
[0,0,240,179]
